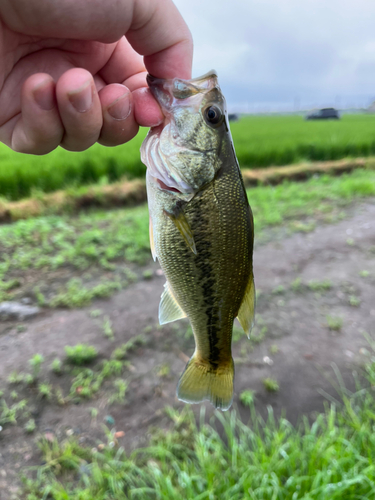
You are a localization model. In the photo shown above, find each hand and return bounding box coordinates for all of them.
[0,0,192,154]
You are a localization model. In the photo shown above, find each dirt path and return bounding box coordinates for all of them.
[0,200,375,498]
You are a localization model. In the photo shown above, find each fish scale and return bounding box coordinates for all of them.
[141,71,255,410]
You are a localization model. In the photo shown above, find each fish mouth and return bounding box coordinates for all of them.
[147,71,220,113]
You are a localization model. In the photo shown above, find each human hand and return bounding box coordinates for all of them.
[0,0,192,154]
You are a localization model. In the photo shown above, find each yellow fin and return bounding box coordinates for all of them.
[177,354,234,411]
[164,209,197,255]
[237,274,256,339]
[159,282,187,325]
[149,216,157,261]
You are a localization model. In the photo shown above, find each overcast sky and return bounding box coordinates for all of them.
[174,0,375,111]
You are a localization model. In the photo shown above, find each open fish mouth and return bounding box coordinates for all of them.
[146,70,219,114]
[141,70,226,196]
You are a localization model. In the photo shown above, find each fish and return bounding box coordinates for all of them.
[141,70,255,411]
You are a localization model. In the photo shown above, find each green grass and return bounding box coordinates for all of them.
[248,168,375,230]
[0,128,148,201]
[65,344,98,365]
[2,114,375,200]
[0,204,149,305]
[21,357,375,499]
[0,204,149,274]
[231,113,375,167]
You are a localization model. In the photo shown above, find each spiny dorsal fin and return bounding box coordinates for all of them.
[164,209,197,255]
[237,274,256,339]
[149,216,157,261]
[159,282,187,325]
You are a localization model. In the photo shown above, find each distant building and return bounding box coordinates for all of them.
[366,101,375,113]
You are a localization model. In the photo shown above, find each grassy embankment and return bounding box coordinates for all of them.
[1,114,375,201]
[0,168,374,307]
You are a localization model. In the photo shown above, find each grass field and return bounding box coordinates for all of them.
[231,113,375,166]
[1,114,375,201]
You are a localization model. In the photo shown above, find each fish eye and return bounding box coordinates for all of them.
[204,105,223,127]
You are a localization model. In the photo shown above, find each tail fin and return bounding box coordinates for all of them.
[176,354,234,411]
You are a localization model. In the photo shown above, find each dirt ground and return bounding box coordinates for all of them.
[0,199,375,499]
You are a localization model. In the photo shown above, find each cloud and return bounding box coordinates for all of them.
[174,0,375,108]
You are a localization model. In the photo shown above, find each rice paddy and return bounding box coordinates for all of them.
[1,113,375,201]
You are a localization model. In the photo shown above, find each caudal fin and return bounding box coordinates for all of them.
[176,354,234,411]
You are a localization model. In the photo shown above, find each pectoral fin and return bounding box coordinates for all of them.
[164,209,197,255]
[149,216,157,261]
[237,274,256,339]
[159,282,187,325]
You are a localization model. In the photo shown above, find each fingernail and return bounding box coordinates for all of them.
[68,80,93,113]
[107,93,131,120]
[33,80,55,111]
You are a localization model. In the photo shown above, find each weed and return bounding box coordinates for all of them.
[272,284,285,294]
[69,360,125,400]
[89,407,98,422]
[10,390,18,400]
[142,269,153,279]
[326,315,344,331]
[291,277,302,291]
[102,316,114,340]
[29,353,44,380]
[269,344,279,354]
[65,344,98,365]
[24,419,36,434]
[359,270,370,278]
[239,389,255,407]
[111,335,145,360]
[34,287,46,306]
[7,371,25,385]
[0,398,28,426]
[157,363,171,378]
[109,379,128,405]
[51,358,63,375]
[308,279,332,292]
[51,278,121,308]
[263,377,279,392]
[38,383,53,400]
[90,309,103,318]
[349,295,361,307]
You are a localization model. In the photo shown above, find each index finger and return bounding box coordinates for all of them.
[126,0,193,80]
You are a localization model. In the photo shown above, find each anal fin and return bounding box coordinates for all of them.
[164,209,197,255]
[159,282,187,325]
[237,273,256,338]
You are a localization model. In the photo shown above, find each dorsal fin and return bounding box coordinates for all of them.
[159,282,187,325]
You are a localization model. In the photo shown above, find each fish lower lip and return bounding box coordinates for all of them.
[157,178,182,193]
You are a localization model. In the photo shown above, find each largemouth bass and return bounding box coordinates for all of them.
[141,71,255,410]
